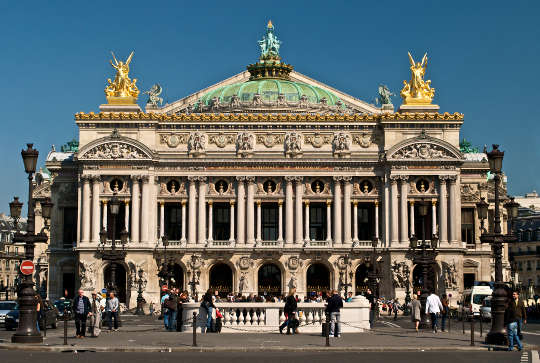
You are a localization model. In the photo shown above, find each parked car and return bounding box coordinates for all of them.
[5,300,59,331]
[458,285,492,320]
[53,299,72,318]
[0,301,17,326]
[480,296,492,321]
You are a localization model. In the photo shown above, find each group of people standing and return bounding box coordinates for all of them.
[72,289,120,338]
[161,288,189,331]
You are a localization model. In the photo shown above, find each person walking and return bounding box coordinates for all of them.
[326,289,343,338]
[440,294,449,332]
[89,291,102,337]
[425,290,443,333]
[35,294,43,332]
[165,289,178,331]
[279,288,298,335]
[512,290,527,339]
[411,294,422,332]
[392,298,400,321]
[201,289,216,333]
[73,289,92,338]
[106,291,119,331]
[505,291,523,351]
[161,288,170,330]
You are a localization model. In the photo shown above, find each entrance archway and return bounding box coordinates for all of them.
[355,263,369,294]
[104,263,127,303]
[412,264,436,294]
[258,263,282,297]
[172,263,184,290]
[306,263,330,293]
[209,263,233,297]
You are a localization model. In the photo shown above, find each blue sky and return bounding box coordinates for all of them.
[0,0,538,214]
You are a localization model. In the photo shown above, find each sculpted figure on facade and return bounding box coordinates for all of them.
[333,132,351,157]
[79,261,96,290]
[377,84,394,105]
[442,261,458,290]
[81,142,147,160]
[391,260,408,288]
[391,143,452,160]
[288,273,298,290]
[400,52,435,105]
[284,132,302,157]
[188,132,207,156]
[105,51,139,103]
[236,132,254,157]
[144,83,163,107]
[238,272,249,294]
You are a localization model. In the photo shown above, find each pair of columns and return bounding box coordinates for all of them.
[158,200,187,242]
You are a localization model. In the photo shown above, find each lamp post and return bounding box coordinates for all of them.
[134,268,146,316]
[477,144,517,345]
[10,144,52,343]
[367,237,382,321]
[403,264,411,316]
[188,255,200,302]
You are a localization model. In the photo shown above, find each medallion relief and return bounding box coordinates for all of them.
[352,133,374,148]
[257,133,284,148]
[209,133,235,148]
[159,133,188,148]
[304,133,331,148]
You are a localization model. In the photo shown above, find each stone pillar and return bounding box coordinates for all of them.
[448,175,457,243]
[352,200,358,243]
[81,176,91,243]
[181,200,187,243]
[124,200,129,234]
[77,179,81,244]
[399,176,408,244]
[236,177,246,244]
[102,201,108,231]
[326,200,332,243]
[91,176,101,243]
[432,200,437,236]
[455,176,462,245]
[207,200,213,243]
[343,177,352,245]
[390,176,399,246]
[333,176,342,245]
[140,175,150,244]
[188,176,197,245]
[383,177,389,247]
[278,200,283,242]
[160,201,165,238]
[229,200,235,243]
[256,200,262,243]
[246,177,255,245]
[438,176,448,244]
[374,200,379,239]
[131,176,140,243]
[285,177,294,245]
[198,177,207,245]
[295,178,303,245]
[409,201,415,237]
[304,200,310,242]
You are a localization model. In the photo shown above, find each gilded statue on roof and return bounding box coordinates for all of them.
[400,52,435,105]
[105,51,139,104]
[258,20,282,59]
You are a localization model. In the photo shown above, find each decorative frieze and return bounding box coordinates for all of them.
[256,133,284,148]
[160,133,188,148]
[209,133,235,148]
[304,133,331,148]
[80,142,149,160]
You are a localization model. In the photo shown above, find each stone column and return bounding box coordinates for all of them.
[198,177,207,245]
[131,176,140,243]
[81,176,91,243]
[188,176,197,245]
[140,175,150,244]
[77,179,81,244]
[295,178,303,245]
[159,201,165,238]
[448,175,457,243]
[278,200,283,242]
[374,200,379,239]
[124,201,129,234]
[102,201,108,231]
[399,176,408,244]
[229,200,235,243]
[246,177,255,245]
[383,177,389,247]
[438,176,448,244]
[390,176,399,246]
[285,177,294,245]
[256,200,262,243]
[432,200,437,236]
[326,200,332,242]
[352,200,358,243]
[236,177,246,244]
[333,176,342,245]
[181,200,187,243]
[304,200,310,242]
[455,176,462,245]
[91,176,101,243]
[207,200,213,243]
[343,177,352,245]
[409,201,415,237]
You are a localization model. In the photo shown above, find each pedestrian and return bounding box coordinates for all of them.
[279,288,298,335]
[165,289,178,331]
[392,298,400,320]
[106,291,119,331]
[35,294,43,332]
[326,289,343,338]
[161,288,170,330]
[505,291,523,351]
[411,294,422,332]
[512,290,527,340]
[72,289,92,338]
[201,289,216,333]
[440,293,449,332]
[89,291,102,337]
[425,290,443,333]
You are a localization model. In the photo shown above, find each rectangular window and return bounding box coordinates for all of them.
[164,203,182,240]
[213,203,230,241]
[518,262,523,271]
[527,261,532,271]
[357,203,374,240]
[63,207,77,248]
[309,203,326,241]
[262,204,278,241]
[106,204,126,240]
[461,208,475,244]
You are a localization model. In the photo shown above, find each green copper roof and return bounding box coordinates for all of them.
[200,79,342,106]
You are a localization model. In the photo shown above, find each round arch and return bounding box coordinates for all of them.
[306,263,330,294]
[104,262,128,303]
[355,263,369,294]
[209,263,233,297]
[412,263,438,294]
[257,263,282,297]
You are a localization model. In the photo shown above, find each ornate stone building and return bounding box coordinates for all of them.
[45,23,510,307]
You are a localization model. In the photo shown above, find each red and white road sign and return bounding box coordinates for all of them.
[161,285,168,292]
[20,260,35,275]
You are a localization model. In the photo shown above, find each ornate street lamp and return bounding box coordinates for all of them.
[134,268,146,316]
[476,197,489,234]
[504,197,520,235]
[479,144,517,345]
[188,254,200,302]
[367,236,382,322]
[10,144,51,343]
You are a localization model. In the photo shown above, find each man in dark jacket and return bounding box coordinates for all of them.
[505,293,523,351]
[279,289,298,335]
[512,291,527,337]
[326,290,343,337]
[72,289,92,338]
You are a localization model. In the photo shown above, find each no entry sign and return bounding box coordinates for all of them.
[20,260,35,275]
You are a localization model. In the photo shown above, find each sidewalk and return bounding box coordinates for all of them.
[0,315,534,352]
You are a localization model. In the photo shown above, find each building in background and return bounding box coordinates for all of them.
[0,213,26,299]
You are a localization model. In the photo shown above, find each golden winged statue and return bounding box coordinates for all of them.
[105,51,139,104]
[400,52,435,105]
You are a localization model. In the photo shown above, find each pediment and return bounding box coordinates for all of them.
[387,134,463,161]
[463,259,480,268]
[78,131,153,161]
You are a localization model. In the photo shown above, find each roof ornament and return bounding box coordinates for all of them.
[105,51,140,104]
[144,83,163,107]
[258,20,282,59]
[400,52,435,105]
[376,84,394,105]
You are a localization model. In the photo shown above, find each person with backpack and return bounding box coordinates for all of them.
[326,289,343,338]
[279,288,298,335]
[160,288,170,330]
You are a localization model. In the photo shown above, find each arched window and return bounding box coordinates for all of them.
[306,263,330,293]
[258,264,281,296]
[209,263,233,297]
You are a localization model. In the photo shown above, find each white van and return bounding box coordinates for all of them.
[459,286,492,320]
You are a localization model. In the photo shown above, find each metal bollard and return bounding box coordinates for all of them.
[479,311,483,337]
[448,312,451,333]
[43,314,47,337]
[63,314,68,345]
[462,314,465,334]
[470,318,475,346]
[325,312,330,347]
[192,312,197,347]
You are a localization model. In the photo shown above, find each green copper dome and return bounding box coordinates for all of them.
[200,79,342,106]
